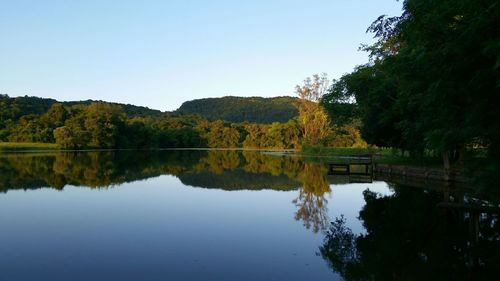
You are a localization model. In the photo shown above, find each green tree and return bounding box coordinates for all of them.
[63,109,91,148]
[206,120,240,148]
[323,0,499,172]
[243,123,268,148]
[295,74,332,146]
[53,126,75,149]
[43,103,68,127]
[83,102,126,148]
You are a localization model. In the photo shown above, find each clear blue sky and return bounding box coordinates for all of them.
[0,0,402,111]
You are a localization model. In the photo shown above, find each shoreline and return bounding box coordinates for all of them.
[0,144,467,184]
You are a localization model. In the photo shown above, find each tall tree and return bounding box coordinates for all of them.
[83,102,126,148]
[325,0,499,170]
[295,73,332,145]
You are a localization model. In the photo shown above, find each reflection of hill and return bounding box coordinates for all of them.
[0,148,334,238]
[0,150,313,193]
[0,150,338,236]
[0,150,203,192]
[178,169,300,191]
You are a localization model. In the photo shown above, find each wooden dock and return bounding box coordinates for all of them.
[326,154,467,184]
[327,155,373,183]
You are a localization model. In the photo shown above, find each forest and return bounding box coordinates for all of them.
[0,93,364,150]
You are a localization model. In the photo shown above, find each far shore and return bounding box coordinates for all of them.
[0,142,472,184]
[0,142,299,153]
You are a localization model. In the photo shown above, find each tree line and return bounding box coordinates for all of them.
[0,88,365,149]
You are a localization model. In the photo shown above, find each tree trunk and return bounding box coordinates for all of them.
[442,151,450,181]
[457,145,465,166]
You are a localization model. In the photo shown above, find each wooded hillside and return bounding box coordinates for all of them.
[176,96,298,123]
[0,94,163,121]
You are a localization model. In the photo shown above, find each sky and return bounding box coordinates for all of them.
[0,0,403,111]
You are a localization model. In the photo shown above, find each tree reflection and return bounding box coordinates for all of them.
[242,151,288,175]
[0,150,202,191]
[0,150,335,235]
[195,150,241,174]
[320,186,500,281]
[319,215,358,278]
[294,163,331,233]
[0,150,317,192]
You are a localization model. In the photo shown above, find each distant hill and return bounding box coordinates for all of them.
[63,100,163,117]
[175,96,298,123]
[0,94,163,119]
[1,95,299,124]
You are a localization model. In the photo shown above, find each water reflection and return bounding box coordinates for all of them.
[320,185,500,280]
[0,150,332,233]
[294,163,330,233]
[0,150,299,191]
[1,150,499,280]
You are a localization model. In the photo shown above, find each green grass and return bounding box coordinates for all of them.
[300,145,444,168]
[300,145,391,157]
[375,155,443,168]
[0,142,60,151]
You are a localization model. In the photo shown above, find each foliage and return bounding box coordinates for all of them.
[295,74,333,145]
[242,119,301,149]
[300,145,383,157]
[0,95,299,149]
[205,120,241,148]
[321,76,359,127]
[0,92,370,150]
[322,0,500,173]
[0,142,59,151]
[176,96,299,124]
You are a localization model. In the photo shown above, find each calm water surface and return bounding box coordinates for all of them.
[0,150,498,281]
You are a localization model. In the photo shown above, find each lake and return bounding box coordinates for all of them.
[0,150,498,281]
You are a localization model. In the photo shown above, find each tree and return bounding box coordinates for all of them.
[206,120,240,148]
[242,123,268,148]
[323,0,499,170]
[295,73,332,145]
[53,126,75,149]
[83,102,126,148]
[43,103,68,127]
[321,76,360,127]
[63,110,91,148]
[326,64,405,150]
[281,119,301,149]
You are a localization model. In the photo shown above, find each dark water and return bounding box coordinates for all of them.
[0,150,498,281]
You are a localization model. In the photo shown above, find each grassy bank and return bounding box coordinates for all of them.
[300,145,444,168]
[0,142,60,151]
[300,145,384,157]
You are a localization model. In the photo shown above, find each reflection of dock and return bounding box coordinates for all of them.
[327,155,373,183]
